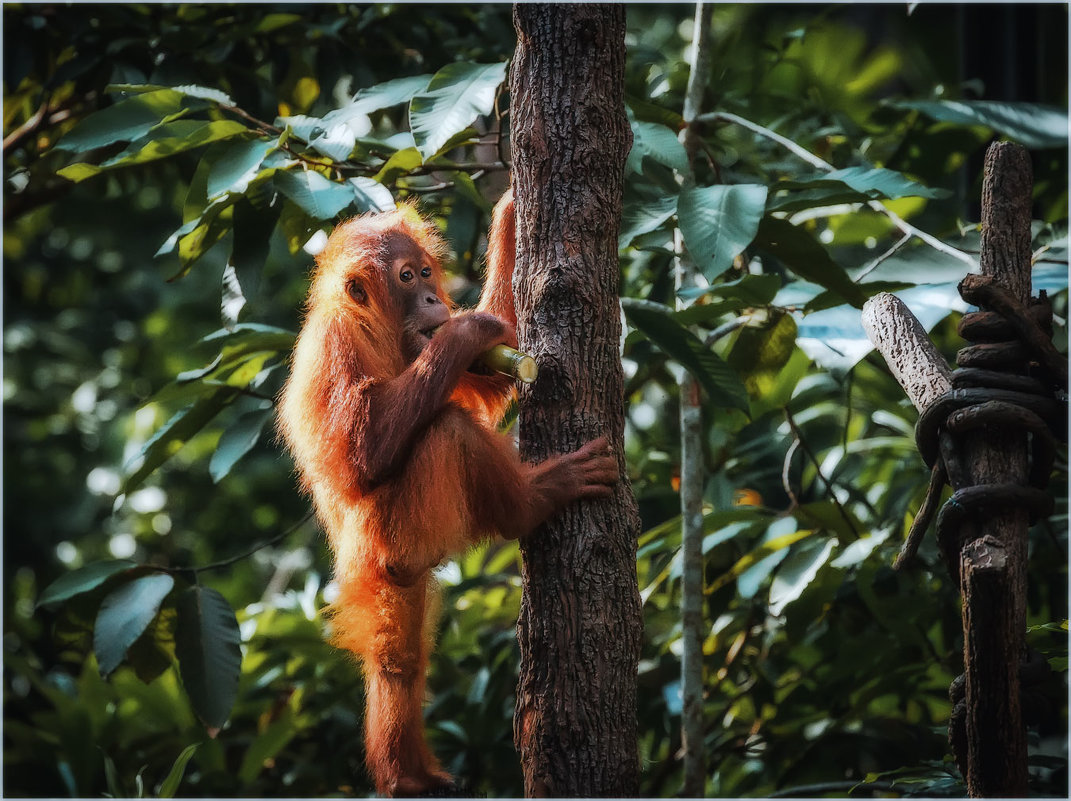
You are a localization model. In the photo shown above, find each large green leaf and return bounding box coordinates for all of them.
[678,184,768,280]
[897,99,1068,150]
[37,560,138,609]
[626,120,689,175]
[53,89,186,152]
[409,61,507,160]
[753,217,867,308]
[174,585,242,731]
[93,572,175,676]
[624,302,750,412]
[274,169,356,220]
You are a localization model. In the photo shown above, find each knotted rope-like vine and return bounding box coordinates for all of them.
[894,273,1066,575]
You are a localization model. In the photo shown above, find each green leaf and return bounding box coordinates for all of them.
[678,273,782,305]
[678,184,768,280]
[122,389,236,495]
[896,99,1069,150]
[93,572,175,676]
[626,120,689,175]
[38,559,138,609]
[822,166,949,199]
[352,74,433,111]
[348,176,395,212]
[620,186,678,249]
[275,169,356,220]
[53,89,185,152]
[205,138,278,200]
[768,538,837,615]
[100,119,251,170]
[174,585,242,731]
[107,82,235,107]
[409,61,507,160]
[727,310,801,412]
[317,74,433,146]
[754,217,867,308]
[374,146,423,184]
[126,606,176,684]
[201,322,296,350]
[624,302,750,412]
[708,528,813,595]
[157,744,200,799]
[209,405,272,483]
[55,162,104,183]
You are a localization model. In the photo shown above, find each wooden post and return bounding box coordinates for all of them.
[862,142,1036,796]
[956,142,1033,797]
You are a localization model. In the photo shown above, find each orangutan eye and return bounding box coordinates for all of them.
[420,266,432,279]
[400,267,414,283]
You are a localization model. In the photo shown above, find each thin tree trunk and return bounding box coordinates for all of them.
[676,3,714,797]
[958,142,1033,797]
[509,5,642,797]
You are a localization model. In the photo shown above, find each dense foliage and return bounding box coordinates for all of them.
[4,4,1067,797]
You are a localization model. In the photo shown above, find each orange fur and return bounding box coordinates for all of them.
[277,188,617,796]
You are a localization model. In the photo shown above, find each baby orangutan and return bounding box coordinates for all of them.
[277,191,618,796]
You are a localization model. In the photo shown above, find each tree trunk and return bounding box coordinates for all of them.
[676,4,715,796]
[510,5,642,797]
[957,141,1033,797]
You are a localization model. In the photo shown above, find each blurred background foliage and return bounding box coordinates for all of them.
[3,3,1067,797]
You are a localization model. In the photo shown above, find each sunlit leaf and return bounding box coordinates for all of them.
[409,61,507,160]
[100,120,250,169]
[348,176,396,212]
[275,169,356,220]
[107,82,235,107]
[768,538,837,615]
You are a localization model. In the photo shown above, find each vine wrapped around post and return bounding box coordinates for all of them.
[861,141,1066,797]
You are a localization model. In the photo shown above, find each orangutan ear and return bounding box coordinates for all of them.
[346,279,367,305]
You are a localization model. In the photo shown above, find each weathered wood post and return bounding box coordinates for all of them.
[862,141,1060,797]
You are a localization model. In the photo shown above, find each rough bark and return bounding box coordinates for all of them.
[861,143,1036,797]
[861,293,953,412]
[510,5,642,797]
[958,142,1033,797]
